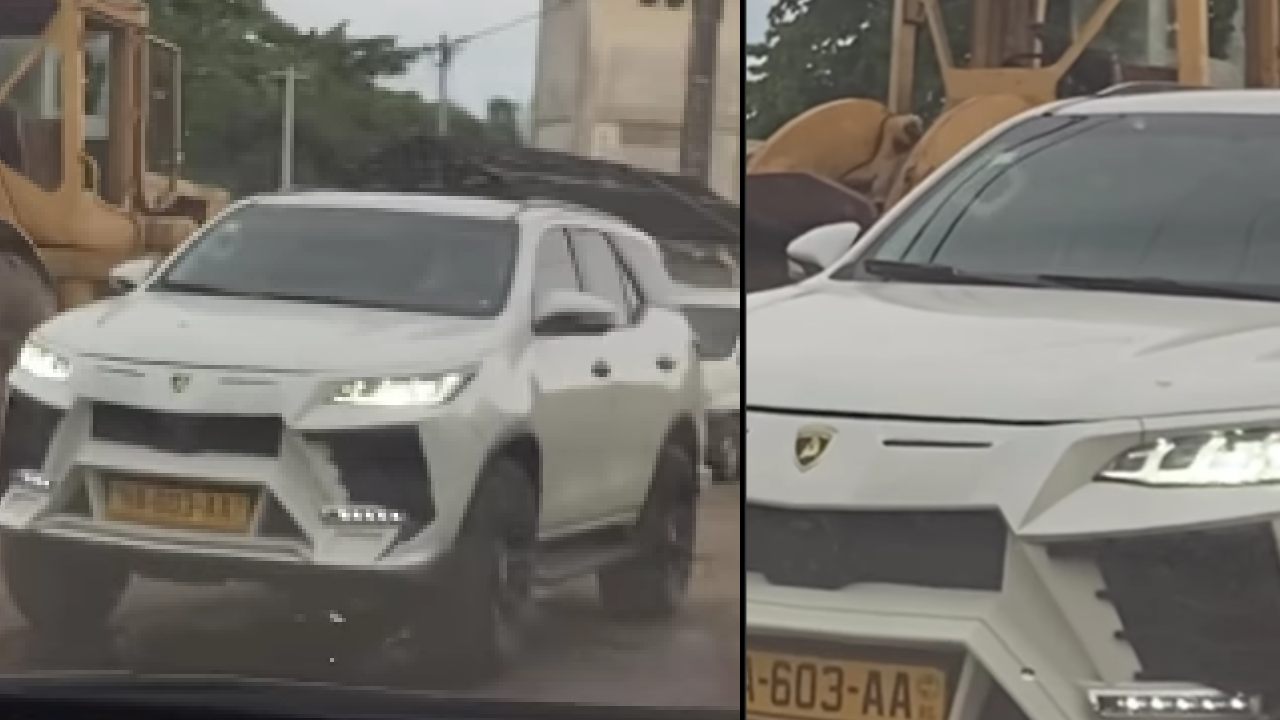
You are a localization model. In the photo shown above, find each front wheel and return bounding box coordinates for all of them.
[401,458,537,683]
[1,538,129,642]
[598,442,697,619]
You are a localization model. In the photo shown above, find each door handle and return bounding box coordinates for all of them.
[591,359,611,378]
[656,355,677,372]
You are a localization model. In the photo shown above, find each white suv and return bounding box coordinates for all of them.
[0,192,706,679]
[747,90,1280,720]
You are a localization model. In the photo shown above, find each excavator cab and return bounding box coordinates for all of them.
[745,0,1280,291]
[0,0,217,311]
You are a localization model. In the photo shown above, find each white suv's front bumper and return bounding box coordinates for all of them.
[746,408,1280,720]
[0,360,500,585]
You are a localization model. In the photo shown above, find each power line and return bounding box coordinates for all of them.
[455,3,561,45]
[420,0,574,141]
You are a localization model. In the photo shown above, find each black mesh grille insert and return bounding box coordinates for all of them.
[1086,526,1280,698]
[746,505,1007,591]
[0,390,64,490]
[92,403,282,456]
[309,427,434,524]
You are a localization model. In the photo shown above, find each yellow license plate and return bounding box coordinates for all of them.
[105,479,255,533]
[747,649,948,720]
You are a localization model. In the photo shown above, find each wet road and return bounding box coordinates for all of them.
[0,484,740,709]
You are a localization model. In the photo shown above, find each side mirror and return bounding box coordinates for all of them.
[533,290,621,336]
[786,221,863,281]
[107,255,159,295]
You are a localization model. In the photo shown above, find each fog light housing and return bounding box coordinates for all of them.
[1088,686,1262,719]
[320,505,406,526]
[10,469,50,491]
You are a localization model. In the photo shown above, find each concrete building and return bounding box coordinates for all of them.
[530,0,741,203]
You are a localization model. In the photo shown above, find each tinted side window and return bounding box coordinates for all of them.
[606,234,644,320]
[533,228,581,299]
[570,227,631,319]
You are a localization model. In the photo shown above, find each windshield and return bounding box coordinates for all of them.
[835,113,1280,292]
[683,305,740,360]
[155,205,518,316]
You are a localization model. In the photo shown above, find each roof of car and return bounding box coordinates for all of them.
[250,191,524,219]
[1058,89,1280,116]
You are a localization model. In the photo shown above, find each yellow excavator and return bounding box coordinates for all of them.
[745,0,1280,290]
[0,0,228,370]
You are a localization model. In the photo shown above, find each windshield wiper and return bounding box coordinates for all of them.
[863,260,1050,288]
[149,280,249,297]
[152,282,380,308]
[1035,274,1280,302]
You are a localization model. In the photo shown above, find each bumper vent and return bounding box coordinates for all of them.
[0,391,65,490]
[309,427,434,525]
[92,403,283,456]
[1080,526,1280,699]
[746,505,1007,591]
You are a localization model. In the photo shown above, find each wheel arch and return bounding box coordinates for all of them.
[478,428,543,513]
[657,413,702,498]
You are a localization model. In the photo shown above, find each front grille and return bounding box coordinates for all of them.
[746,505,1007,591]
[1082,526,1280,698]
[309,427,434,524]
[0,390,65,489]
[92,403,283,456]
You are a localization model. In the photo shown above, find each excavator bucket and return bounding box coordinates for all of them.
[744,172,878,243]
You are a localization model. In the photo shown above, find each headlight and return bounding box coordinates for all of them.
[1098,428,1280,486]
[327,371,471,407]
[15,342,71,382]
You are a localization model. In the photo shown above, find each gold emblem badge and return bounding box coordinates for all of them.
[794,425,835,471]
[170,373,192,393]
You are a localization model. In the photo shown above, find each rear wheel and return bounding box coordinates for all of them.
[711,430,739,484]
[598,442,697,618]
[1,538,129,642]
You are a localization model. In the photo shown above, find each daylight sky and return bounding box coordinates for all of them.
[268,0,770,115]
[746,0,770,41]
[267,0,542,114]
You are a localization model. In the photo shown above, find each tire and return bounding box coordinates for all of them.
[1,537,128,641]
[598,442,698,619]
[413,457,537,682]
[711,430,740,485]
[0,250,56,378]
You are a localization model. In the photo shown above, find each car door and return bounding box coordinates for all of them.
[568,228,679,516]
[526,227,618,533]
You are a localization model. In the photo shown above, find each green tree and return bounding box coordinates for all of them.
[484,97,523,145]
[147,0,485,195]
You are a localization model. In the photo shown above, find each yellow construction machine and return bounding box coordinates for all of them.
[0,0,228,368]
[745,0,1280,277]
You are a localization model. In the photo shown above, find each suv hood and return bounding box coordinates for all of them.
[747,282,1280,422]
[38,292,499,373]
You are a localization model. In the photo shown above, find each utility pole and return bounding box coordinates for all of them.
[679,0,723,183]
[429,34,457,138]
[265,65,310,190]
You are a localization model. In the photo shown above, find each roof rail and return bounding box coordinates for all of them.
[1092,81,1202,98]
[519,197,628,224]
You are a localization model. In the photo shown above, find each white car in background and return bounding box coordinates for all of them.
[0,192,706,681]
[678,287,739,484]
